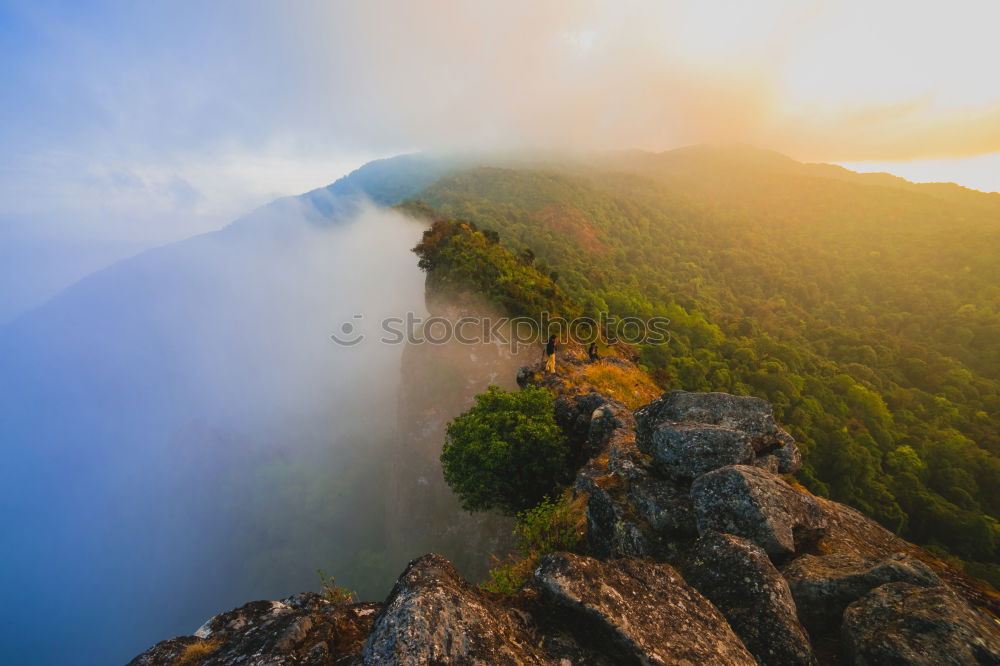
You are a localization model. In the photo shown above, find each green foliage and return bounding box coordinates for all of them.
[514,492,582,555]
[316,569,355,604]
[405,150,1000,584]
[410,218,580,319]
[482,491,583,594]
[441,385,569,515]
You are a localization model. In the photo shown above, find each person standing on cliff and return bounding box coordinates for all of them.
[545,334,557,373]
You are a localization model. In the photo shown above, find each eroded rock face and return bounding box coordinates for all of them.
[635,391,801,476]
[843,582,1000,665]
[782,551,941,633]
[127,593,381,666]
[690,464,827,557]
[362,553,547,665]
[554,391,633,467]
[684,531,816,666]
[534,551,757,666]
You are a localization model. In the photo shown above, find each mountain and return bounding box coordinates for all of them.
[6,145,1000,663]
[402,146,1000,585]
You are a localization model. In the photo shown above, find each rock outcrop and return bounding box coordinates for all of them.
[684,530,816,665]
[843,582,1000,665]
[131,353,1000,665]
[690,464,827,558]
[363,554,546,665]
[534,551,756,665]
[128,593,381,666]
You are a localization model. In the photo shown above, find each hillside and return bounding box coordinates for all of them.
[129,153,1000,664]
[398,146,1000,586]
[16,146,1000,663]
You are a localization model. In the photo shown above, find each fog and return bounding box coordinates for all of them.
[0,195,429,665]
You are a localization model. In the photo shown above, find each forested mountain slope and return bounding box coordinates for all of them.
[399,145,1000,585]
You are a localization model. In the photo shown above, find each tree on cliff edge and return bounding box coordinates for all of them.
[441,385,568,515]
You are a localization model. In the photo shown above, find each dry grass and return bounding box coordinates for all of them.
[174,639,221,666]
[579,361,660,409]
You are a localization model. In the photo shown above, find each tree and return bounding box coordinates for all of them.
[441,385,568,515]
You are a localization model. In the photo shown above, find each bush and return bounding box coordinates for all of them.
[441,385,568,515]
[481,491,585,594]
[316,569,355,604]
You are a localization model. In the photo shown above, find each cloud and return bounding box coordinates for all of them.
[2,0,999,279]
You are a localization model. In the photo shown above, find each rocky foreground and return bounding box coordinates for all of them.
[131,349,1000,665]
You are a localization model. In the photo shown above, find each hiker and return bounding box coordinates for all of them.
[588,341,600,362]
[545,334,557,373]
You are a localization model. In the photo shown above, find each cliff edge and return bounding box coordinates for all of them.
[130,347,1000,665]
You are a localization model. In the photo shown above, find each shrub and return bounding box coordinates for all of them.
[481,491,585,594]
[316,569,355,604]
[441,385,568,515]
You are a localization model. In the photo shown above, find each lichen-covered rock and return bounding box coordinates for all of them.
[782,551,942,633]
[127,636,204,666]
[127,593,382,666]
[533,551,757,665]
[627,475,698,540]
[684,531,816,666]
[635,391,801,474]
[362,553,547,665]
[690,464,827,557]
[554,391,633,466]
[843,582,1000,665]
[643,422,755,479]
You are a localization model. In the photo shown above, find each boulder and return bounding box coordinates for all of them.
[684,531,816,665]
[554,391,633,465]
[627,475,699,540]
[128,593,382,666]
[582,476,665,560]
[690,465,827,557]
[843,582,1000,665]
[533,552,756,665]
[782,551,942,634]
[635,391,800,474]
[362,553,547,665]
[643,422,755,479]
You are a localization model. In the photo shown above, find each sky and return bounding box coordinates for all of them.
[2,0,1000,318]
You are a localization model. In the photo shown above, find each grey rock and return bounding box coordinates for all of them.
[644,422,754,479]
[843,582,1000,665]
[127,593,382,666]
[782,551,942,634]
[636,391,802,476]
[685,531,817,665]
[363,553,547,665]
[690,465,827,557]
[533,551,757,665]
[127,636,203,666]
[554,391,632,466]
[627,475,698,539]
[582,478,664,560]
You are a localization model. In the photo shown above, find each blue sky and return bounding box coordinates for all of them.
[2,0,999,321]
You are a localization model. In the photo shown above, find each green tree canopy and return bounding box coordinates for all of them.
[441,385,568,515]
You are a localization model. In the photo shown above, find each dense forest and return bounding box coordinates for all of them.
[397,146,1000,587]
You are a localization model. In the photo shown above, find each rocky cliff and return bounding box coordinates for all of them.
[130,345,1000,665]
